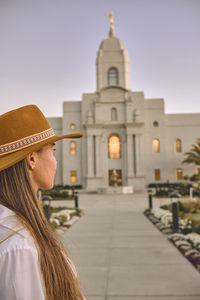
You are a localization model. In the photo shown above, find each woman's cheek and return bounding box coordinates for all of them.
[52,155,57,173]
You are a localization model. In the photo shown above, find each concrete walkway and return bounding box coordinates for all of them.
[61,193,200,300]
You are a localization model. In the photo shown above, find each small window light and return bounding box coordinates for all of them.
[177,168,183,180]
[70,123,76,129]
[70,171,77,183]
[70,141,76,155]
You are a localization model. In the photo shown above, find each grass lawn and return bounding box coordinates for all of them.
[184,213,200,221]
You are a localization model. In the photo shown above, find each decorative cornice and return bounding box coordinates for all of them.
[96,85,129,94]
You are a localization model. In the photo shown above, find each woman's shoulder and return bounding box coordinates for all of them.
[0,224,38,258]
[0,205,37,258]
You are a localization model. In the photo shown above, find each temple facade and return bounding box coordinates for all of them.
[48,17,200,191]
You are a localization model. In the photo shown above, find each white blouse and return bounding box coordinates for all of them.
[0,205,85,300]
[0,204,45,300]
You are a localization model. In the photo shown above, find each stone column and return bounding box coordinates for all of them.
[127,133,134,177]
[87,134,94,177]
[95,135,101,177]
[136,134,141,176]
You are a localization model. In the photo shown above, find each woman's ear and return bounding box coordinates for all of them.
[26,152,37,170]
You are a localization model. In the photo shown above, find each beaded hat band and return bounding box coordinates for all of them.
[0,128,55,156]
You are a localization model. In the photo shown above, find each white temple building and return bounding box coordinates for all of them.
[48,15,200,191]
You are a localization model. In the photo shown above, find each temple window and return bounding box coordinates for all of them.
[111,107,117,120]
[70,171,77,183]
[176,139,182,152]
[153,139,160,153]
[177,168,183,180]
[108,135,121,158]
[70,141,76,155]
[108,67,118,85]
[154,169,160,181]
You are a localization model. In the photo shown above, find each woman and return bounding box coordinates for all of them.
[0,105,85,300]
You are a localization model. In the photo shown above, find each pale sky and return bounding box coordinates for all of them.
[0,0,199,117]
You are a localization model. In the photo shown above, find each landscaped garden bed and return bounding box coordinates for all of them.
[49,206,84,231]
[147,182,200,197]
[144,199,200,271]
[40,185,84,232]
[41,184,83,200]
[168,233,200,270]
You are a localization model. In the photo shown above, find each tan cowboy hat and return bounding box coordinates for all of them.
[0,105,83,171]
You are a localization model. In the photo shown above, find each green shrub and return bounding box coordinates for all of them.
[58,215,67,225]
[160,204,170,210]
[50,206,68,213]
[178,201,186,212]
[50,221,59,229]
[42,189,70,199]
[190,174,199,182]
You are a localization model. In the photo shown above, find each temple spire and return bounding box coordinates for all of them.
[108,12,115,37]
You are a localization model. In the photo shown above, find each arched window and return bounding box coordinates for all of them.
[70,141,76,155]
[176,139,182,152]
[108,67,118,85]
[111,107,117,120]
[108,135,121,158]
[153,139,160,153]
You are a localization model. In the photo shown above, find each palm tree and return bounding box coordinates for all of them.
[182,144,200,165]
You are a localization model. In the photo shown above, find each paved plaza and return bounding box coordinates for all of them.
[60,193,200,300]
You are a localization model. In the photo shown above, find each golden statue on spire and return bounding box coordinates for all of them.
[108,12,115,37]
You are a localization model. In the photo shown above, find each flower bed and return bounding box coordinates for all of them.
[50,207,83,230]
[144,207,192,234]
[144,208,200,271]
[169,233,200,270]
[144,208,173,234]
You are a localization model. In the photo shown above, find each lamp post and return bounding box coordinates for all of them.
[71,185,75,199]
[70,185,79,209]
[74,191,79,209]
[147,188,156,209]
[42,195,52,222]
[170,192,181,233]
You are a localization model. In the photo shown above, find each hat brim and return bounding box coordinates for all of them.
[0,133,83,171]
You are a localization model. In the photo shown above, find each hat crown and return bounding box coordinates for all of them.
[0,104,83,171]
[0,105,50,146]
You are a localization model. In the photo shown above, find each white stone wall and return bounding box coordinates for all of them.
[62,102,83,186]
[49,97,200,190]
[165,114,200,182]
[143,98,166,184]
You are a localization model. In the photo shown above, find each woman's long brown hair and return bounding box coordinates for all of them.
[0,159,84,300]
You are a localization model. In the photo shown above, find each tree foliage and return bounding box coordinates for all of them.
[182,144,200,165]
